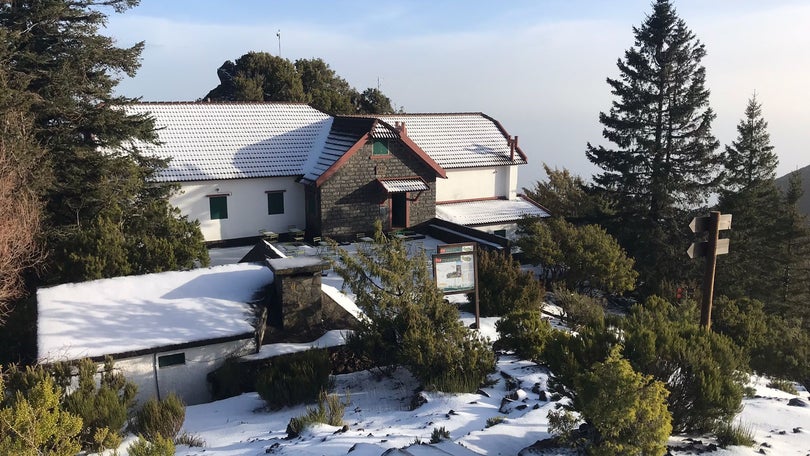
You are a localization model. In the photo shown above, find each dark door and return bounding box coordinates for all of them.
[391,193,407,228]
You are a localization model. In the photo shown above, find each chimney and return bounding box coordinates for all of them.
[395,121,407,136]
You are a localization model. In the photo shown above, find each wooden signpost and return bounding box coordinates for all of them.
[687,211,732,331]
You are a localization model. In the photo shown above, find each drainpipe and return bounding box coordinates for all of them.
[152,353,161,400]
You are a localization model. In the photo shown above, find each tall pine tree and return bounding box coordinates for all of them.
[0,0,208,284]
[586,0,721,290]
[716,95,783,303]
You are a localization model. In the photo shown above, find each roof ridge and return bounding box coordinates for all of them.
[339,112,486,118]
[128,101,316,106]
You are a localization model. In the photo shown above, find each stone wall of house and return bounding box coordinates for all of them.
[319,138,437,240]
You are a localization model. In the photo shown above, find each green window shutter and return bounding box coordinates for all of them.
[209,196,228,220]
[267,192,284,215]
[372,140,389,155]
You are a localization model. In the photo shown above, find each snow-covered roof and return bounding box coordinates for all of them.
[37,264,273,362]
[378,178,429,192]
[300,117,376,184]
[435,197,550,226]
[123,102,332,182]
[371,113,528,169]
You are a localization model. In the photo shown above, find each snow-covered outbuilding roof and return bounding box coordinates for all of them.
[435,196,550,226]
[122,102,332,182]
[371,113,528,169]
[37,264,273,362]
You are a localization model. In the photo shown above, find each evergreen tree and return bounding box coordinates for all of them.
[523,163,602,221]
[334,222,494,392]
[721,94,777,192]
[715,95,784,303]
[204,52,396,114]
[776,173,810,316]
[586,0,721,290]
[0,0,209,284]
[295,58,357,115]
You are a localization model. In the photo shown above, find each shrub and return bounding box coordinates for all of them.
[132,393,185,441]
[430,426,450,443]
[62,357,137,452]
[337,222,494,392]
[0,366,83,456]
[175,432,206,447]
[127,435,175,456]
[767,379,798,395]
[256,349,331,409]
[286,390,349,438]
[494,309,552,362]
[553,287,605,330]
[470,249,545,316]
[621,297,748,434]
[714,421,755,448]
[485,416,506,428]
[550,346,672,456]
[517,217,637,294]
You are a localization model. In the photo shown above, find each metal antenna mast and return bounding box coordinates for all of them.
[276,30,281,56]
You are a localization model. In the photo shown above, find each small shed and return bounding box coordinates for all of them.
[37,263,273,405]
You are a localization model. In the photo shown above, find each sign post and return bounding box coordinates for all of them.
[433,243,479,329]
[687,211,732,331]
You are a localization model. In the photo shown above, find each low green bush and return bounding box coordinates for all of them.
[132,393,185,441]
[767,379,798,395]
[715,421,755,448]
[257,349,331,409]
[553,288,605,330]
[430,426,450,443]
[471,249,545,316]
[485,416,506,428]
[62,357,137,452]
[128,435,175,456]
[286,390,349,437]
[495,309,552,362]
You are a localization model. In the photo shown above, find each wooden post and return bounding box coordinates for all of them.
[700,211,720,330]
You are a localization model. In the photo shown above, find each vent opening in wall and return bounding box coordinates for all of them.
[158,352,185,368]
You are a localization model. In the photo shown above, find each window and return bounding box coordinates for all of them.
[267,191,284,215]
[209,196,228,220]
[158,352,185,368]
[372,139,389,156]
[494,229,507,238]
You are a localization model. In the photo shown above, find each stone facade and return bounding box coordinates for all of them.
[316,138,438,240]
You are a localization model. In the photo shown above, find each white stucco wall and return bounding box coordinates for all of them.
[113,337,255,406]
[170,177,305,242]
[436,166,519,202]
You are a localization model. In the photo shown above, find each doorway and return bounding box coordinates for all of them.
[391,193,407,228]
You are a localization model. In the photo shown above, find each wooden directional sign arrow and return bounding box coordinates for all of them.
[690,214,732,233]
[687,238,730,259]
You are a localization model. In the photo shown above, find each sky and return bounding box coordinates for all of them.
[103,0,810,190]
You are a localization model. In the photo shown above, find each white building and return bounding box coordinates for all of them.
[37,263,272,405]
[121,102,549,243]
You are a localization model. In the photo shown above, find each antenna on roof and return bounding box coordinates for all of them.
[276,29,281,57]
[377,76,381,91]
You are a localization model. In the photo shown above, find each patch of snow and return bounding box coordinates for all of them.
[37,263,272,362]
[243,330,352,361]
